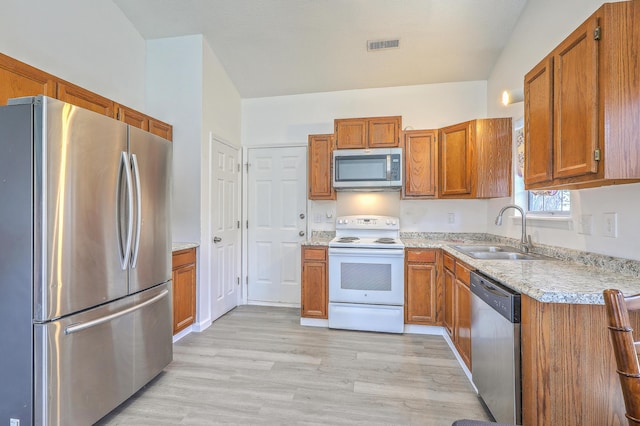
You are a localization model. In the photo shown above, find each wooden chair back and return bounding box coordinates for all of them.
[604,288,640,425]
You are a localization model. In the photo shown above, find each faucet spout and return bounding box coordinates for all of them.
[495,204,532,253]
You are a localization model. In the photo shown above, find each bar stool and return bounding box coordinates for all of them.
[603,288,640,426]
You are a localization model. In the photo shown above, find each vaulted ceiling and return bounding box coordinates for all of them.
[114,0,527,98]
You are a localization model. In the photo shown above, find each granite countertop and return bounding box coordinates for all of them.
[304,232,640,305]
[172,242,199,252]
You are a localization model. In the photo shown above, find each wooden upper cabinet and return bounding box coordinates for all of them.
[0,53,57,105]
[403,129,438,198]
[116,104,149,131]
[57,81,115,117]
[553,14,599,180]
[524,56,554,187]
[335,118,367,149]
[439,122,472,197]
[149,118,173,141]
[524,1,640,190]
[439,118,512,199]
[368,116,401,148]
[335,116,401,149]
[308,134,335,200]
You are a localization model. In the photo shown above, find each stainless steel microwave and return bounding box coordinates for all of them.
[333,148,403,190]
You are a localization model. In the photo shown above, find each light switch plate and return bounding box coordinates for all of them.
[603,212,618,238]
[579,214,592,235]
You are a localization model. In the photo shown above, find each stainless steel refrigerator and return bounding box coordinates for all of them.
[0,96,173,426]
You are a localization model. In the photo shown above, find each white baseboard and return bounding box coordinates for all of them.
[300,317,329,327]
[403,324,445,335]
[172,326,193,343]
[442,331,476,392]
[247,300,299,308]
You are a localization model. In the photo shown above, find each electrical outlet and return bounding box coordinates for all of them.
[447,213,455,224]
[10,419,20,426]
[579,214,592,235]
[603,212,618,238]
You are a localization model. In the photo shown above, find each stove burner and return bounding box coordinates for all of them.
[337,237,360,243]
[374,238,397,244]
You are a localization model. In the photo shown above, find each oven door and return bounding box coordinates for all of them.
[328,247,404,305]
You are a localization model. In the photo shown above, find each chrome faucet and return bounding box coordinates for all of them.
[495,204,533,253]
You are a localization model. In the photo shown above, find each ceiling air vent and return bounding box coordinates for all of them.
[367,39,400,51]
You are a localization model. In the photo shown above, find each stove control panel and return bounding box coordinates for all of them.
[335,215,400,230]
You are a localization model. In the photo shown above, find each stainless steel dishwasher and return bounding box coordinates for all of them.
[470,271,521,425]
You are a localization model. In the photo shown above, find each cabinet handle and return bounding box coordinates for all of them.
[213,236,222,243]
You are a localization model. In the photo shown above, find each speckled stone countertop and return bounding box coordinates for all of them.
[305,231,640,305]
[172,242,199,252]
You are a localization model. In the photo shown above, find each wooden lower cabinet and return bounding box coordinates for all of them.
[441,252,473,370]
[521,295,640,425]
[404,249,439,325]
[301,246,328,319]
[172,248,197,335]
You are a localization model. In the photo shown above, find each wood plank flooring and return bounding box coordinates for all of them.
[97,306,490,425]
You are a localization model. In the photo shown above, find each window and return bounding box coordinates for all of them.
[528,190,570,214]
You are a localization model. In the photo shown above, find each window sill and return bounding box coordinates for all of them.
[510,215,573,230]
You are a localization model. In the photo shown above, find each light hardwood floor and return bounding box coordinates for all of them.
[97,306,490,425]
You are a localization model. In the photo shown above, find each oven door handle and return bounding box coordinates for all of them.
[329,247,405,257]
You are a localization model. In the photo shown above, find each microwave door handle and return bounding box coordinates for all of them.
[386,154,391,180]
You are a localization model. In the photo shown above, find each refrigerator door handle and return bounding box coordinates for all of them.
[64,289,169,335]
[130,153,142,268]
[117,151,134,270]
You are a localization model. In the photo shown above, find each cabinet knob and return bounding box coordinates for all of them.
[299,231,305,237]
[300,213,305,219]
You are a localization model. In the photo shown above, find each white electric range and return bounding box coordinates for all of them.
[328,215,405,333]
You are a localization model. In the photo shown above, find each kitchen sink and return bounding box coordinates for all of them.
[451,244,552,260]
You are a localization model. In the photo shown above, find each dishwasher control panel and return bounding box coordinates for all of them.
[469,271,521,323]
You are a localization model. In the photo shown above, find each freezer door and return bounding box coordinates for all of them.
[128,126,172,293]
[36,97,129,321]
[34,282,172,426]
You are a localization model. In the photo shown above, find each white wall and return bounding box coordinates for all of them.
[242,81,492,233]
[146,35,242,328]
[0,0,146,110]
[146,36,203,244]
[486,0,640,260]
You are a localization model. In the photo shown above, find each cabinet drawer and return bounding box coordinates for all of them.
[443,252,455,272]
[303,246,327,261]
[455,261,472,286]
[406,249,436,263]
[172,248,196,269]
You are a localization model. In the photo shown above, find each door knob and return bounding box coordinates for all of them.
[299,213,305,219]
[213,236,222,243]
[299,231,305,237]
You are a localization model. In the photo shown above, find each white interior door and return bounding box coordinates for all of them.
[210,138,241,321]
[247,146,307,305]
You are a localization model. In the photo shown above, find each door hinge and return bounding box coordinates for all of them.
[246,276,249,285]
[246,220,249,229]
[237,276,240,285]
[237,220,240,229]
[237,163,241,173]
[594,26,601,40]
[594,149,601,161]
[245,162,250,172]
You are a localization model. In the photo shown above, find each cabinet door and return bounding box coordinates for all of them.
[455,278,472,370]
[56,81,115,117]
[335,118,367,149]
[443,267,455,337]
[553,15,599,179]
[0,53,56,105]
[405,262,437,324]
[301,247,328,319]
[173,263,196,334]
[524,56,554,186]
[439,121,473,197]
[149,118,173,141]
[403,130,438,198]
[368,116,401,148]
[116,104,149,131]
[308,134,335,200]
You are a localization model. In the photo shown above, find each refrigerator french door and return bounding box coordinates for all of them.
[0,96,172,426]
